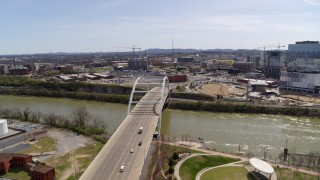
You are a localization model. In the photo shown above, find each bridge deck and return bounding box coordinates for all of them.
[80,87,168,180]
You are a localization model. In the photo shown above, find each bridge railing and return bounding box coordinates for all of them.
[127,76,170,137]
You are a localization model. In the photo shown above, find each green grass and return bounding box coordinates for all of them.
[20,136,57,154]
[201,166,255,180]
[180,155,239,180]
[45,142,104,179]
[275,167,318,180]
[2,168,31,179]
[149,143,203,180]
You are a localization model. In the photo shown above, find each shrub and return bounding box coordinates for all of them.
[173,152,179,160]
[168,167,174,174]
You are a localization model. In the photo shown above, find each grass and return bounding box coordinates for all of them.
[46,142,104,179]
[161,143,203,173]
[150,143,203,180]
[2,168,30,179]
[275,167,318,180]
[180,155,239,180]
[200,166,255,180]
[20,136,57,154]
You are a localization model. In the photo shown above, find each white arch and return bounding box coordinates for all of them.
[127,76,170,136]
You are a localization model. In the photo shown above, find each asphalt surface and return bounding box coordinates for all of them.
[4,143,30,153]
[0,132,31,150]
[80,87,168,180]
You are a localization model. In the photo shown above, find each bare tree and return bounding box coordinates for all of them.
[0,108,11,118]
[23,108,32,121]
[92,116,106,131]
[43,113,58,126]
[30,111,42,123]
[71,106,91,127]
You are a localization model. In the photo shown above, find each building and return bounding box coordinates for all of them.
[287,41,320,54]
[84,74,100,80]
[9,66,30,75]
[168,75,187,82]
[0,64,10,75]
[128,57,150,70]
[233,62,254,73]
[0,153,33,174]
[30,163,55,180]
[177,57,194,65]
[286,41,320,64]
[0,153,55,180]
[188,65,201,73]
[250,81,268,92]
[262,51,285,79]
[32,63,53,74]
[56,65,74,74]
[247,56,261,68]
[279,72,320,94]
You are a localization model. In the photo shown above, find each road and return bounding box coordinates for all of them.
[80,87,168,180]
[0,131,32,151]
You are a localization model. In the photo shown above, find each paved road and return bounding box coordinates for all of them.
[0,132,31,150]
[4,143,30,153]
[80,87,168,180]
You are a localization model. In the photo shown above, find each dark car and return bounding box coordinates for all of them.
[138,142,142,146]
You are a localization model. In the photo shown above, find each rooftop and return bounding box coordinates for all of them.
[30,163,54,173]
[0,153,31,162]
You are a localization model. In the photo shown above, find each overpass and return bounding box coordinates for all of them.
[80,76,170,180]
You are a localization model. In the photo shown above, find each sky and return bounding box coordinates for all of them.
[0,0,319,54]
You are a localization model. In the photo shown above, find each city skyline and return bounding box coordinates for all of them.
[0,0,319,54]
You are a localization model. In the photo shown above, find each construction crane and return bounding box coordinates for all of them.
[114,45,141,63]
[258,43,286,51]
[114,45,142,75]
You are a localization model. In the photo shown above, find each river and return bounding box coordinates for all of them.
[1,95,319,157]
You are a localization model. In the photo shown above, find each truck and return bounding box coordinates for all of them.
[138,127,143,134]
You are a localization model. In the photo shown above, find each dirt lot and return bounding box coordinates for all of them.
[199,83,246,97]
[47,128,95,156]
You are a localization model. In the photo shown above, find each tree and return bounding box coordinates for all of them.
[92,116,106,131]
[172,152,179,160]
[71,106,91,127]
[23,108,32,121]
[168,158,174,166]
[30,112,42,123]
[168,167,174,174]
[43,113,58,127]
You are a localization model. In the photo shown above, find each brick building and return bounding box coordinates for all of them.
[168,75,187,83]
[0,153,32,174]
[0,153,55,180]
[30,163,55,180]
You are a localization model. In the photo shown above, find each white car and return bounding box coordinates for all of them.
[120,165,125,172]
[130,149,134,153]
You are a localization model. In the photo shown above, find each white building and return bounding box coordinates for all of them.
[288,41,320,54]
[287,41,320,64]
[279,72,320,94]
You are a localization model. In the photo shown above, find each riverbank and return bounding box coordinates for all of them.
[1,75,320,118]
[1,87,320,118]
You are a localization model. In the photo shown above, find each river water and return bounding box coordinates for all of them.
[1,95,319,157]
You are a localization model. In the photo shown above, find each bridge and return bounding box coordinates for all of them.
[80,76,170,180]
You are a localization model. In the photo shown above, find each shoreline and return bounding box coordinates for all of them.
[1,92,320,118]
